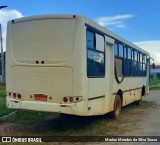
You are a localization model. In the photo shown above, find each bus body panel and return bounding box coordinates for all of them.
[11,66,73,103]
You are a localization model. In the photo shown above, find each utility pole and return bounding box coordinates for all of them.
[0,5,7,82]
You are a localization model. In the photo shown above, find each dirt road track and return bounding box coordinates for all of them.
[90,91,160,145]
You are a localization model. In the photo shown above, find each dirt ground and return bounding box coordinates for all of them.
[0,91,160,144]
[92,91,160,145]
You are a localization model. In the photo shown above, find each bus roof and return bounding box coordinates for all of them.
[85,16,149,55]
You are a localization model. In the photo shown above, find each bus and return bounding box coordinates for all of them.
[6,14,150,119]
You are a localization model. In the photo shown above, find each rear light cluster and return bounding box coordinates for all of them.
[63,96,82,103]
[8,92,22,99]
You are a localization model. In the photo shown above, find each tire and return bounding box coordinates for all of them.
[111,95,122,119]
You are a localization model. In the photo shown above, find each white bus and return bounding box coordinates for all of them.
[6,15,150,118]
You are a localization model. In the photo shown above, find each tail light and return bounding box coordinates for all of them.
[8,92,22,99]
[17,94,21,99]
[63,96,82,103]
[13,93,16,98]
[69,97,73,102]
[76,97,79,101]
[8,92,12,96]
[63,97,68,103]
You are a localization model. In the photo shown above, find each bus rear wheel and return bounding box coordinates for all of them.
[111,95,122,119]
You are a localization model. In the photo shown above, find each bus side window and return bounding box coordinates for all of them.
[139,53,143,76]
[143,54,147,76]
[124,47,131,76]
[134,50,137,61]
[114,43,118,56]
[131,49,137,76]
[86,30,94,49]
[124,47,127,59]
[128,48,131,59]
[87,31,105,77]
[114,43,123,77]
[96,34,104,52]
[119,44,123,58]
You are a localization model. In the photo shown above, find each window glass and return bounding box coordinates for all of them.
[137,52,140,62]
[143,55,146,64]
[140,53,143,63]
[131,61,137,76]
[143,64,146,71]
[87,50,105,77]
[87,31,94,49]
[128,48,131,59]
[119,44,123,57]
[124,47,127,58]
[115,58,123,77]
[96,34,104,52]
[132,50,134,60]
[124,59,131,76]
[114,43,118,56]
[134,50,137,61]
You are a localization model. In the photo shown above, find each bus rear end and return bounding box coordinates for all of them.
[6,15,85,115]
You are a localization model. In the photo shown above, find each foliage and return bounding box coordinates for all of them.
[0,85,6,98]
[0,98,15,117]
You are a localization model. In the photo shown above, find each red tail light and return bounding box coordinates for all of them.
[76,97,79,101]
[8,92,22,99]
[17,94,21,99]
[9,92,12,96]
[63,97,68,103]
[13,93,16,98]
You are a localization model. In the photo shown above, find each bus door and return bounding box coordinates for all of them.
[104,36,115,113]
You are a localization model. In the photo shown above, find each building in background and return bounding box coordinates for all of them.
[150,65,160,79]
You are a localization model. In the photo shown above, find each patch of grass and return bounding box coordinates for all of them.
[0,98,15,117]
[149,79,160,90]
[7,111,53,124]
[149,79,160,86]
[150,86,160,90]
[139,100,154,108]
[0,86,6,98]
[122,100,153,113]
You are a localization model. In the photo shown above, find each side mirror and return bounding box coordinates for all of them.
[152,63,155,69]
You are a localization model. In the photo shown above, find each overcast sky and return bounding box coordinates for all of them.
[0,0,160,64]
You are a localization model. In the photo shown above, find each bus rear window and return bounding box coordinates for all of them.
[11,19,77,62]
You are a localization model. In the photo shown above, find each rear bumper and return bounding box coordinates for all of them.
[6,97,86,116]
